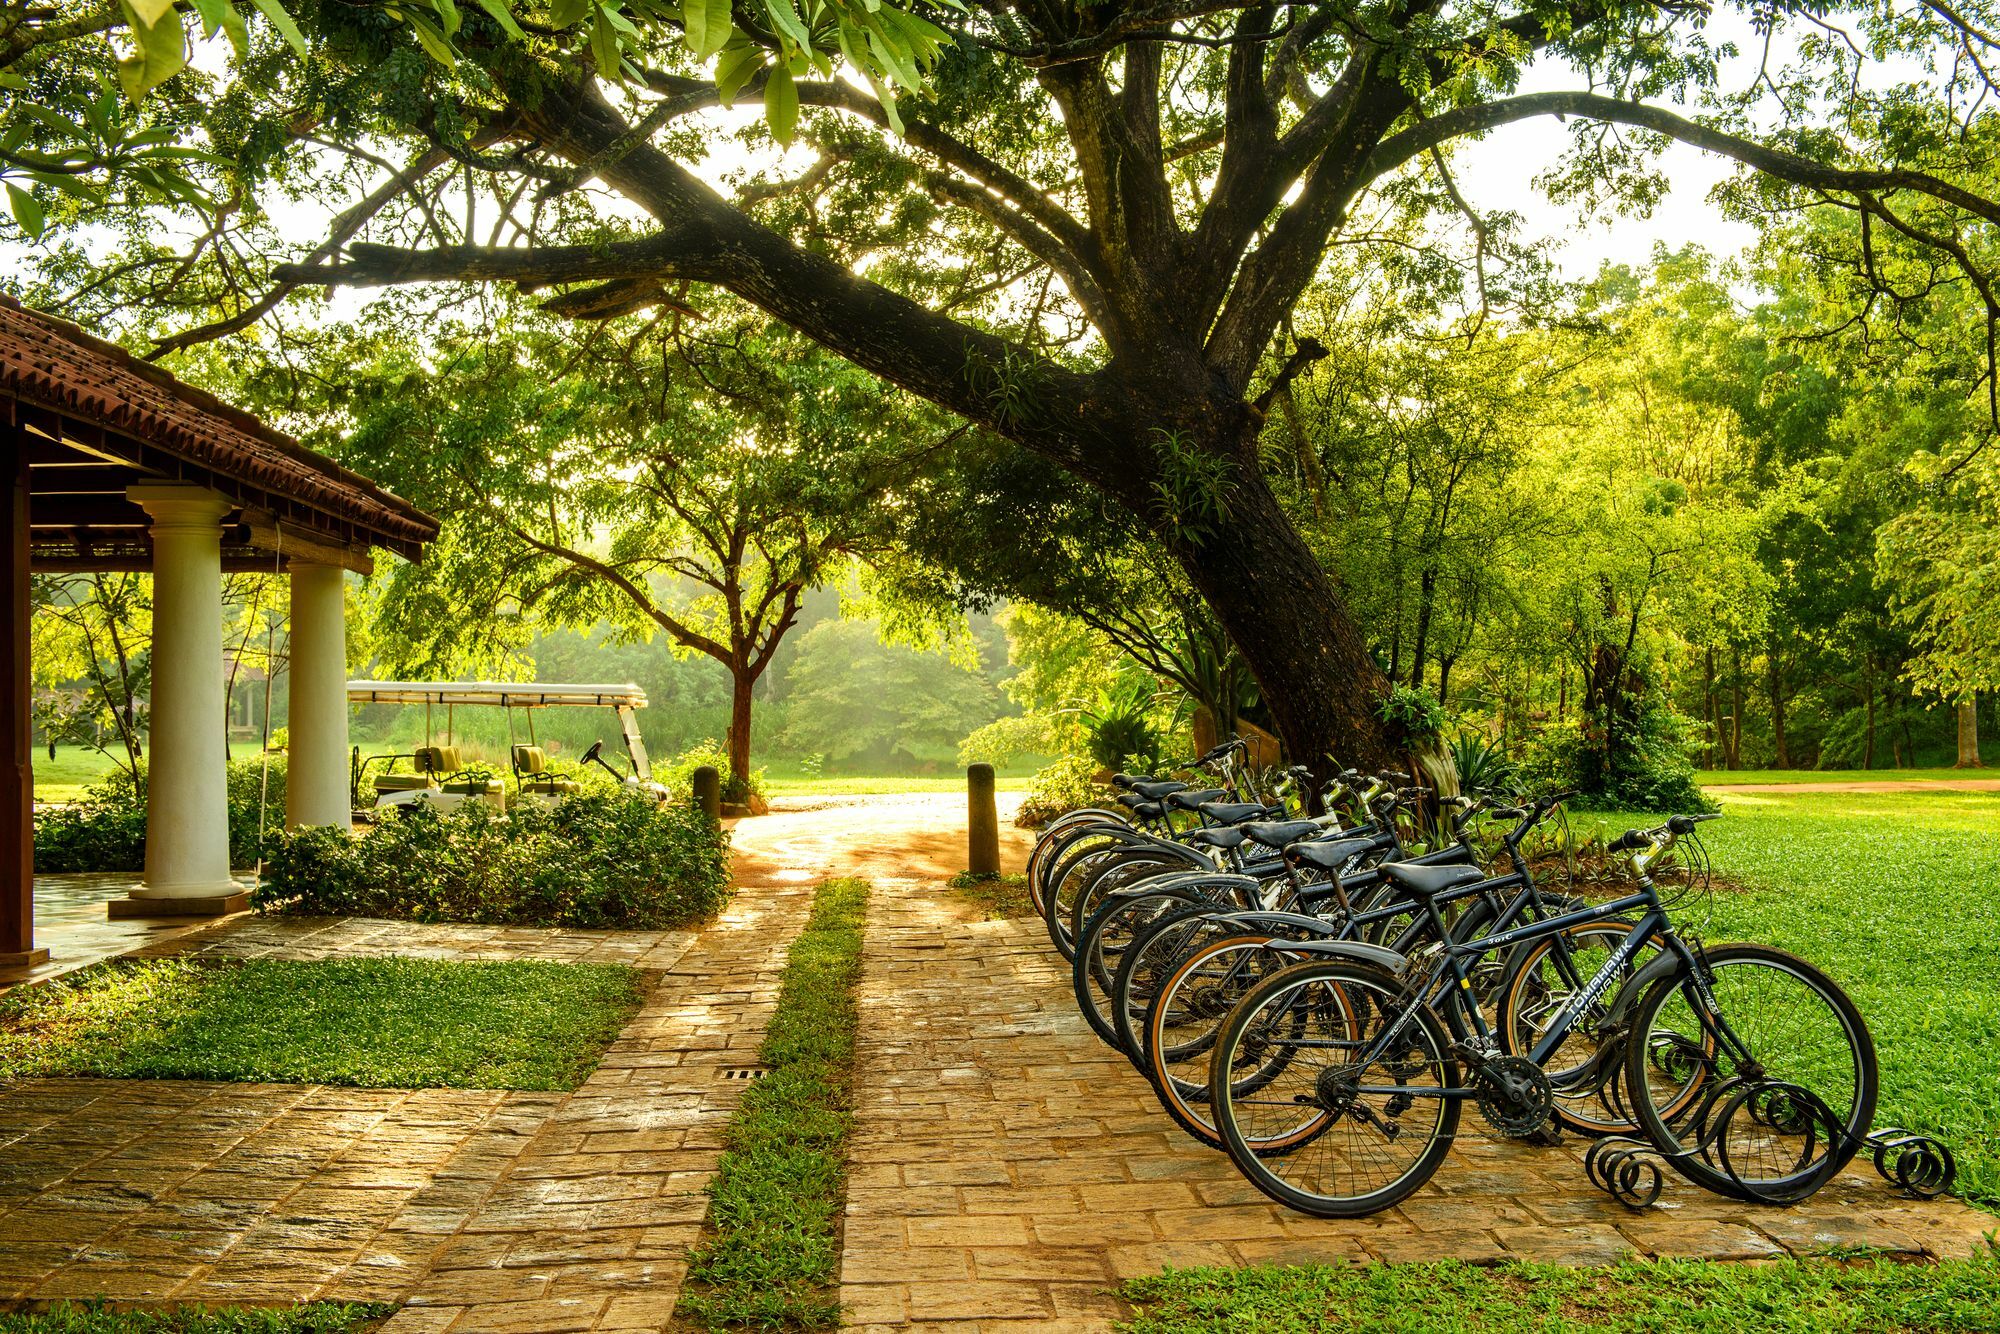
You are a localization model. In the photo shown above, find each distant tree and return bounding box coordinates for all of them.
[777,618,999,769]
[336,306,954,795]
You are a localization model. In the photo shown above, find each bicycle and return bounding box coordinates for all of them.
[1205,812,1877,1216]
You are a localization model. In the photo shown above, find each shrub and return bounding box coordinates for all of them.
[1015,754,1114,829]
[254,792,733,929]
[33,756,287,874]
[1518,704,1715,813]
[1377,684,1447,748]
[1447,729,1519,797]
[659,738,766,805]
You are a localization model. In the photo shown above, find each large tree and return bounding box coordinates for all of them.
[18,0,2000,770]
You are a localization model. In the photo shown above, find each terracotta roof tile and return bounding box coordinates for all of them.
[1,294,438,553]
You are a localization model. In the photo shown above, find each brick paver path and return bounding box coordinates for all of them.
[838,874,2000,1332]
[0,1080,557,1306]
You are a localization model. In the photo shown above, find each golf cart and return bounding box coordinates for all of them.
[348,680,667,816]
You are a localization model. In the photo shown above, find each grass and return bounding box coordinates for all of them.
[760,768,1035,797]
[1119,1255,2000,1332]
[678,877,868,1331]
[0,956,644,1090]
[1564,789,2000,1209]
[1696,767,1990,785]
[948,870,1036,919]
[30,746,123,803]
[0,1301,393,1332]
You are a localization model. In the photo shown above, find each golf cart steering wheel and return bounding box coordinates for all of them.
[582,740,604,764]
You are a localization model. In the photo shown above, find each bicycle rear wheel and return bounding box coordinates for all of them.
[1622,943,1877,1204]
[1072,885,1207,1049]
[1142,932,1300,1150]
[1211,959,1460,1217]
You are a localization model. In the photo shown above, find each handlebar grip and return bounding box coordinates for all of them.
[1489,806,1526,820]
[1380,770,1413,784]
[1608,829,1647,853]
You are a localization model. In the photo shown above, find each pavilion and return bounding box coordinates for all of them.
[3,295,438,965]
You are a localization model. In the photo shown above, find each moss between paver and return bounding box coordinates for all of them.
[0,1300,394,1332]
[1118,1255,2000,1332]
[676,877,868,1331]
[0,956,644,1090]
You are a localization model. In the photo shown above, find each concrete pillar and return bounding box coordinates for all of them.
[286,562,351,829]
[119,484,241,913]
[967,763,999,876]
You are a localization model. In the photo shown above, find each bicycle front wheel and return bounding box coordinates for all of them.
[1211,959,1460,1217]
[1623,943,1877,1204]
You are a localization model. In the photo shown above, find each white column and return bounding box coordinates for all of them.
[129,484,237,898]
[286,561,351,829]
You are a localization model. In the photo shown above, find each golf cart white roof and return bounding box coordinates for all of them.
[347,681,649,708]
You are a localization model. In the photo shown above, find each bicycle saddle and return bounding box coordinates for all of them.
[1243,819,1320,850]
[1165,788,1229,812]
[1127,779,1188,801]
[1127,800,1166,820]
[1195,801,1273,824]
[1375,861,1485,896]
[1188,826,1250,850]
[1286,835,1378,872]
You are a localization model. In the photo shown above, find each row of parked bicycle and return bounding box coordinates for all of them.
[1025,739,1953,1216]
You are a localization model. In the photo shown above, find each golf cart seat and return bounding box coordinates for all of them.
[512,744,581,795]
[421,746,505,800]
[370,759,436,793]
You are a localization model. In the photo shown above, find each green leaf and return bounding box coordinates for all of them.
[125,0,179,28]
[764,60,797,146]
[681,0,731,60]
[470,0,525,39]
[6,184,45,240]
[714,39,764,105]
[247,0,308,54]
[762,0,812,53]
[428,0,463,38]
[113,2,188,103]
[549,0,589,25]
[405,11,458,64]
[589,8,623,78]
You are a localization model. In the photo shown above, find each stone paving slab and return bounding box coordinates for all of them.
[0,1079,560,1306]
[372,814,849,1333]
[0,874,229,992]
[837,879,2000,1332]
[129,915,701,971]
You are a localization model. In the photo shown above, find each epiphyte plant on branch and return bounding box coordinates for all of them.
[15,0,2000,774]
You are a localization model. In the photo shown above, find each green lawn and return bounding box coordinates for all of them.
[0,1303,392,1333]
[679,878,867,1331]
[1120,1256,2000,1333]
[30,746,123,802]
[1697,767,1988,785]
[0,956,644,1090]
[1571,790,2000,1209]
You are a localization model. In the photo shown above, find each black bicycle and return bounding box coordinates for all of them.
[1206,813,1878,1216]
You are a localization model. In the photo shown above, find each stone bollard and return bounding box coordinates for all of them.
[967,763,1000,877]
[691,765,722,821]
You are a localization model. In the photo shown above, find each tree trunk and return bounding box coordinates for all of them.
[727,668,755,791]
[1863,668,1876,771]
[1958,696,1982,768]
[1409,566,1436,690]
[1436,655,1454,708]
[1728,645,1744,770]
[1703,648,1718,769]
[1168,463,1396,773]
[1766,643,1789,770]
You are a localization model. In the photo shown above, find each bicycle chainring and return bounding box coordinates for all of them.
[1474,1055,1556,1138]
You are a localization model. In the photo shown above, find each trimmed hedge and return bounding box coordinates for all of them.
[254,792,732,929]
[33,758,288,874]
